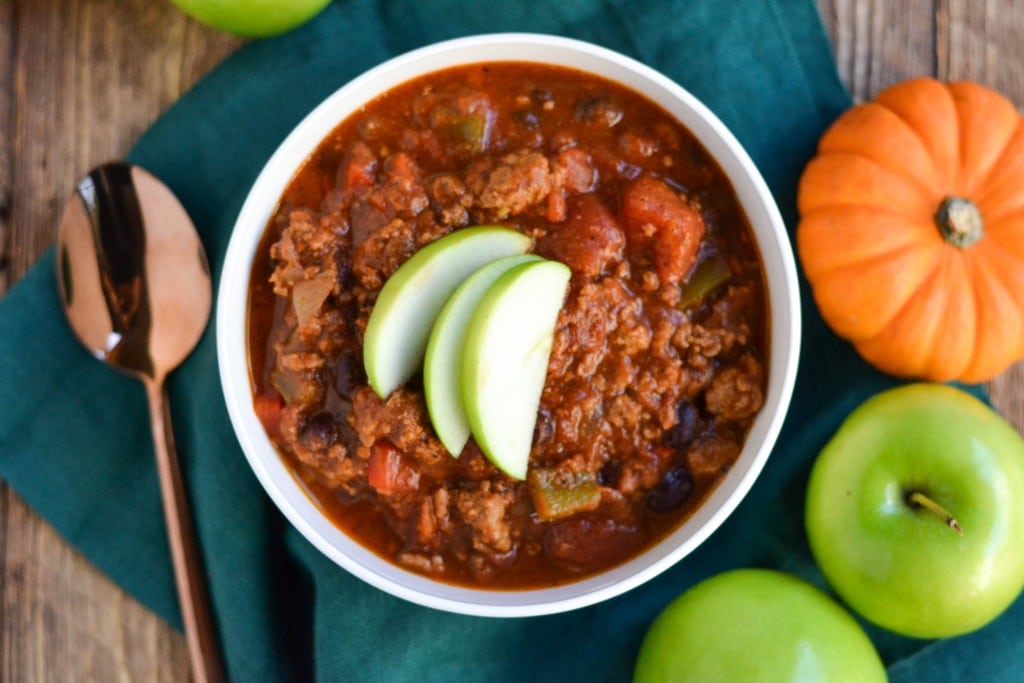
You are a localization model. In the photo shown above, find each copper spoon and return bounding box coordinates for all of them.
[56,162,226,683]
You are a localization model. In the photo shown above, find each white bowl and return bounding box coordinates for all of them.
[217,33,800,617]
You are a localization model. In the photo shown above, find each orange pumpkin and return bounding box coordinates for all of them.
[797,78,1024,383]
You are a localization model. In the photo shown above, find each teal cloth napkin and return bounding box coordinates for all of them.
[0,1,1018,681]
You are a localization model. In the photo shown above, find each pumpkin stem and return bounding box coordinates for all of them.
[935,196,983,248]
[905,490,964,536]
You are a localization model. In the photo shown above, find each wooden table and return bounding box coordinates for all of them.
[1,1,1022,680]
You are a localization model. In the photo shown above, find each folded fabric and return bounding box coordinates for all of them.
[0,0,1018,681]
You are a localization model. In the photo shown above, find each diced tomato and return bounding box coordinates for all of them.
[385,152,419,184]
[253,394,284,443]
[343,162,375,191]
[620,176,705,286]
[537,193,624,277]
[367,441,420,495]
[340,141,377,191]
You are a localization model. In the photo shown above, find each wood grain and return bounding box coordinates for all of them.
[0,1,13,289]
[0,1,1022,681]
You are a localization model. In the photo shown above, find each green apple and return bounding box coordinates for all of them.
[461,259,571,479]
[363,226,531,399]
[806,383,1024,638]
[633,569,886,683]
[169,0,332,37]
[424,253,543,457]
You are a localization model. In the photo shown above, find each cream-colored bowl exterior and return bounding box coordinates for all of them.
[217,33,800,617]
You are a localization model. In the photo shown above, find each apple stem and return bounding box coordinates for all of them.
[906,491,964,536]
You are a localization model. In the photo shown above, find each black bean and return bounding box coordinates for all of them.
[646,466,694,513]
[333,353,364,396]
[299,412,339,451]
[573,97,624,127]
[532,86,554,103]
[598,459,621,487]
[335,260,350,287]
[664,400,704,450]
[515,111,540,129]
[532,409,554,448]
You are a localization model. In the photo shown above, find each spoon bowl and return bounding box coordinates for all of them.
[56,162,225,683]
[58,163,211,380]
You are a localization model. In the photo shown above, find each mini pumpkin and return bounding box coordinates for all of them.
[798,77,1024,383]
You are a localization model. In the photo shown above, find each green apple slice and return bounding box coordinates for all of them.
[363,226,532,398]
[462,259,572,479]
[424,253,544,457]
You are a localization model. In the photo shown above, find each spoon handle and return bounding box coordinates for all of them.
[145,378,228,683]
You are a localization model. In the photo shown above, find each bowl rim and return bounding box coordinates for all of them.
[216,32,801,617]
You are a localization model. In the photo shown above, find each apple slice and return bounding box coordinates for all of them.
[424,253,543,457]
[462,259,572,479]
[363,226,532,398]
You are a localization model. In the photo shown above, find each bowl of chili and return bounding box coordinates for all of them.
[217,33,800,616]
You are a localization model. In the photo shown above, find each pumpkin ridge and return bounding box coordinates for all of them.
[814,244,942,339]
[806,150,938,209]
[967,259,985,380]
[968,117,1024,197]
[946,253,978,380]
[877,79,960,192]
[972,117,1024,218]
[950,81,1023,197]
[983,204,1024,228]
[876,86,941,156]
[849,152,938,201]
[801,235,937,280]
[854,256,948,374]
[860,246,937,339]
[820,242,938,273]
[971,236,1024,309]
[798,204,935,225]
[797,208,937,289]
[961,249,1020,381]
[818,103,943,197]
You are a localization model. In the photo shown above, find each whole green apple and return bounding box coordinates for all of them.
[806,383,1024,638]
[633,569,886,683]
[170,0,332,38]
